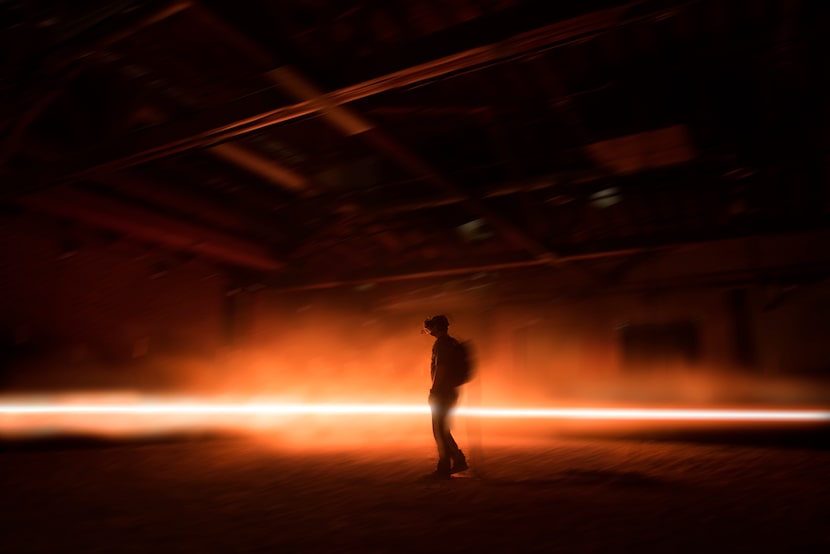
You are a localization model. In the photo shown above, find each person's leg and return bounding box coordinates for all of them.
[441,390,467,468]
[447,429,467,464]
[445,426,468,472]
[429,393,453,474]
[445,431,459,455]
[432,403,448,461]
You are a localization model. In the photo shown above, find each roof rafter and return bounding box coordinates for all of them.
[10,1,638,193]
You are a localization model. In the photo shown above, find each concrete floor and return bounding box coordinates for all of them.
[1,423,828,553]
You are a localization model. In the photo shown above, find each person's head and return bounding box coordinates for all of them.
[423,314,449,337]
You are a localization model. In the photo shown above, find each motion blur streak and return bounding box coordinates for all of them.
[1,402,828,421]
[460,407,830,421]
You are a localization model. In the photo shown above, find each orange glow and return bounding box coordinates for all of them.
[1,394,827,442]
[1,401,828,421]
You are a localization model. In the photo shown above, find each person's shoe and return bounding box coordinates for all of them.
[451,456,469,474]
[428,459,452,479]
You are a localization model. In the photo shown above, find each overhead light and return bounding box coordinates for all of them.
[456,219,493,242]
[589,187,622,208]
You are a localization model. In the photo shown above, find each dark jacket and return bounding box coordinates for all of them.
[430,335,461,394]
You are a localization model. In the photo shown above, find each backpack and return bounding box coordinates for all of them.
[448,338,475,386]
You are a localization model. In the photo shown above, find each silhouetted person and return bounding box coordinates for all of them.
[424,314,469,478]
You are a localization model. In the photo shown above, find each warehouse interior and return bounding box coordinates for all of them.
[1,1,829,551]
[2,0,829,401]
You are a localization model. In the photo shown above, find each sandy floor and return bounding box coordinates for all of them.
[1,424,828,553]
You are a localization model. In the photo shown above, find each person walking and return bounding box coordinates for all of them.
[424,314,470,478]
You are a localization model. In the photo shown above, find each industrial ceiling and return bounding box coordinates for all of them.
[2,0,828,293]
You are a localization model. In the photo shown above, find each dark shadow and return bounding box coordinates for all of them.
[561,469,663,488]
[476,470,664,489]
[0,431,242,453]
[561,423,830,450]
[483,478,561,488]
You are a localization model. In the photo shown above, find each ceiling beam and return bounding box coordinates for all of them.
[265,220,830,291]
[267,245,666,292]
[17,136,288,245]
[183,3,559,262]
[89,170,285,241]
[19,186,283,272]
[84,49,313,195]
[92,1,196,51]
[336,162,727,216]
[268,65,557,263]
[496,260,830,302]
[13,1,639,192]
[0,1,194,167]
[208,142,310,193]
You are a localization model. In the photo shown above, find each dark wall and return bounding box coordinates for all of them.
[0,215,226,389]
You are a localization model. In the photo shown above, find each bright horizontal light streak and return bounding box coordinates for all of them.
[0,403,828,421]
[459,407,830,421]
[0,403,425,415]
